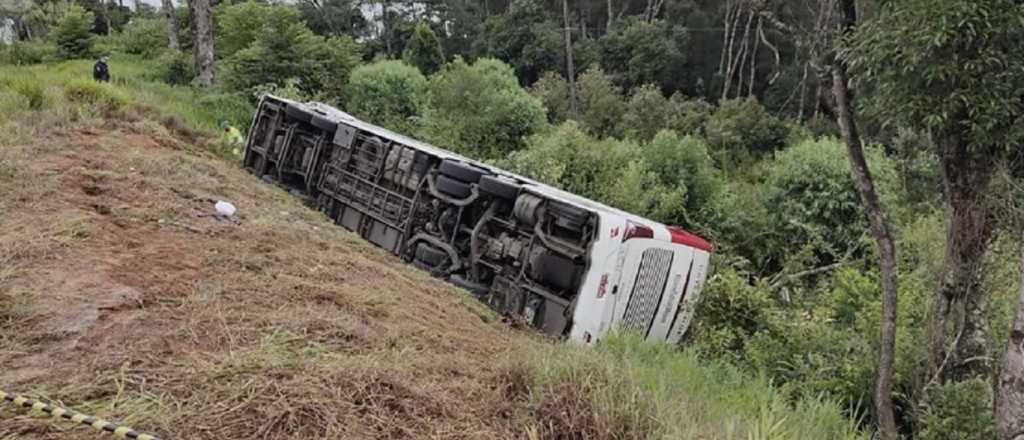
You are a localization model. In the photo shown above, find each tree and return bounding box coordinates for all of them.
[623,84,670,141]
[296,0,366,38]
[402,21,444,75]
[160,0,179,50]
[52,4,94,59]
[575,67,625,138]
[530,71,571,123]
[597,17,687,91]
[423,57,546,159]
[346,60,429,133]
[830,0,898,437]
[190,0,215,86]
[847,0,1024,383]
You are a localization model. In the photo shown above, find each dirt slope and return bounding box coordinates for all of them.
[0,118,538,439]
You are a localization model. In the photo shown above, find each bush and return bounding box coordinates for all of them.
[423,57,546,159]
[346,60,428,134]
[704,97,787,164]
[530,71,570,123]
[666,94,712,136]
[917,379,996,440]
[524,332,867,439]
[7,78,50,111]
[53,5,96,60]
[576,67,626,139]
[120,18,168,58]
[220,2,361,105]
[623,84,670,141]
[0,41,57,65]
[154,50,195,85]
[402,21,444,75]
[762,137,899,271]
[639,131,722,226]
[64,79,127,113]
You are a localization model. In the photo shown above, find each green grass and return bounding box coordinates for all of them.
[0,54,253,137]
[524,332,868,440]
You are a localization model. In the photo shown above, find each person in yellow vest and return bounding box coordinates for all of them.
[221,121,244,158]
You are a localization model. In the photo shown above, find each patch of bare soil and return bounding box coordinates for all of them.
[0,118,542,439]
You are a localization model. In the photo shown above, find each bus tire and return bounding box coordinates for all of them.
[436,175,472,199]
[439,159,485,183]
[479,175,520,200]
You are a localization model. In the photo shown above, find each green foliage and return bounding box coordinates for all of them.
[917,378,996,440]
[119,18,167,58]
[53,4,95,60]
[346,60,428,133]
[424,57,546,158]
[762,137,898,271]
[704,97,787,164]
[576,67,625,138]
[640,131,722,225]
[0,40,57,65]
[666,94,713,136]
[475,0,562,84]
[402,21,445,75]
[527,332,867,439]
[530,71,570,123]
[63,78,126,112]
[4,77,50,110]
[220,2,361,105]
[686,267,776,361]
[297,0,366,38]
[215,1,297,60]
[622,84,670,141]
[154,49,194,85]
[597,17,687,91]
[846,0,1024,151]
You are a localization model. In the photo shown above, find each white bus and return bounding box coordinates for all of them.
[243,95,712,344]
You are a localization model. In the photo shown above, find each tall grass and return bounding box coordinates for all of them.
[525,332,868,440]
[0,55,253,135]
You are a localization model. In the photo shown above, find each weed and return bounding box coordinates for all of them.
[64,79,128,114]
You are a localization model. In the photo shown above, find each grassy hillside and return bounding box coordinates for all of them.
[0,58,865,439]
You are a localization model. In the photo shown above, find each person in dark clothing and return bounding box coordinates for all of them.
[93,56,110,82]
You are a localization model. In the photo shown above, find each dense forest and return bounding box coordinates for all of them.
[3,0,1024,438]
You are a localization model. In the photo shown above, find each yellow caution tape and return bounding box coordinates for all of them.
[0,390,161,440]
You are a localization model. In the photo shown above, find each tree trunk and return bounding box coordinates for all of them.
[162,0,180,51]
[190,0,215,87]
[606,0,613,31]
[831,0,898,438]
[562,0,578,118]
[996,232,1024,440]
[101,0,112,34]
[928,137,996,381]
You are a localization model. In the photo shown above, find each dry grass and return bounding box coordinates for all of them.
[0,111,534,439]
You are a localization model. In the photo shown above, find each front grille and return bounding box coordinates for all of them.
[621,248,674,334]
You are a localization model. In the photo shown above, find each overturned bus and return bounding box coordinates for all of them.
[242,95,713,345]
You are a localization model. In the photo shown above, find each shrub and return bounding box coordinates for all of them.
[220,2,361,106]
[120,18,168,58]
[525,332,867,439]
[346,60,428,134]
[0,41,57,65]
[639,131,722,226]
[917,379,996,440]
[7,78,50,111]
[576,67,625,139]
[530,71,570,123]
[53,5,96,60]
[623,84,670,141]
[666,93,712,136]
[154,49,195,85]
[704,97,787,164]
[424,57,546,159]
[762,137,899,271]
[64,79,127,113]
[402,21,444,75]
